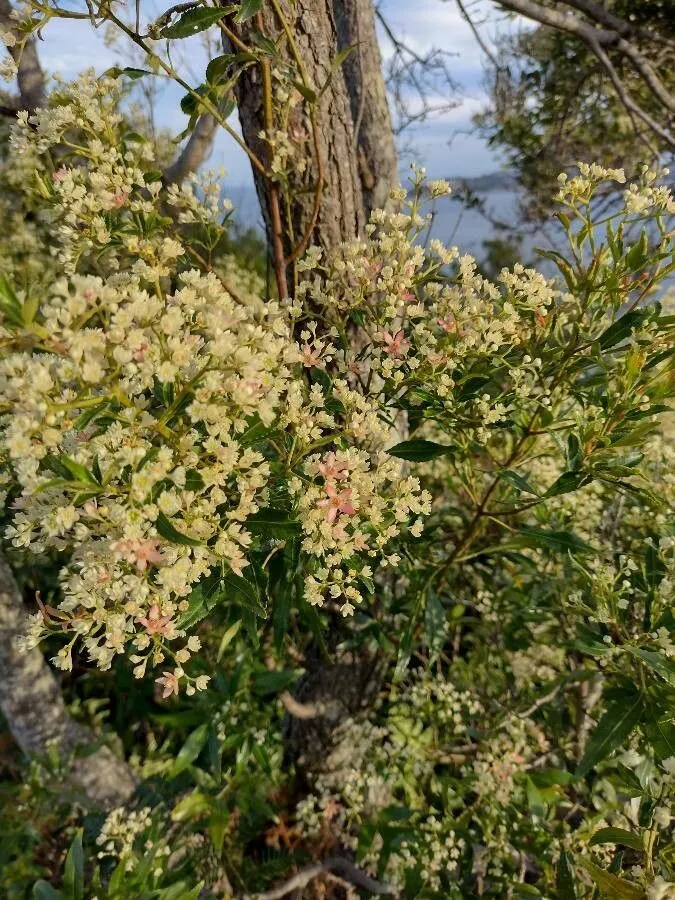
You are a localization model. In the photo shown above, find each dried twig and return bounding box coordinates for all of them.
[246,856,397,899]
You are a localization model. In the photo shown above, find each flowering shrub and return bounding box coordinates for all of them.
[0,72,674,899]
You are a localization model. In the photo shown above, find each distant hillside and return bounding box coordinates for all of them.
[447,171,518,192]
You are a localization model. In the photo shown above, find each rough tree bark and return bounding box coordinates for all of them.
[0,555,137,808]
[0,0,46,112]
[228,0,397,257]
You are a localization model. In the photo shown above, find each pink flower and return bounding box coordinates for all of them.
[155,671,180,699]
[318,452,348,481]
[401,291,416,303]
[52,167,68,182]
[380,329,410,358]
[300,343,323,368]
[112,538,163,571]
[438,316,457,333]
[317,484,356,524]
[133,341,149,362]
[111,191,128,208]
[138,604,173,636]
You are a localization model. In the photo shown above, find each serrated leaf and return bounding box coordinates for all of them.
[576,694,644,777]
[589,827,643,852]
[155,511,203,547]
[387,439,455,462]
[160,7,227,38]
[234,0,263,22]
[577,858,645,899]
[170,724,209,778]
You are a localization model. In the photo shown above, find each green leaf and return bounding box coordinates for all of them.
[543,471,593,498]
[252,669,300,695]
[185,469,205,492]
[577,858,645,899]
[387,439,455,462]
[216,619,242,661]
[170,724,209,777]
[589,827,643,852]
[598,308,654,350]
[105,65,152,80]
[556,851,577,900]
[160,7,227,38]
[176,579,224,630]
[43,454,99,485]
[513,528,593,555]
[424,592,446,661]
[208,807,229,854]
[234,0,263,22]
[525,776,546,819]
[155,511,203,547]
[626,648,675,687]
[499,470,539,495]
[223,571,265,617]
[246,508,300,539]
[63,830,84,900]
[33,883,63,900]
[567,433,584,471]
[575,694,644,777]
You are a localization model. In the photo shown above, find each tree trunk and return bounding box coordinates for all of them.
[0,0,46,112]
[0,554,137,808]
[229,0,397,256]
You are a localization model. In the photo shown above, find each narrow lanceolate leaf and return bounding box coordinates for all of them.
[626,647,675,687]
[63,830,84,900]
[160,8,230,38]
[575,695,644,778]
[543,471,593,498]
[246,508,300,538]
[513,528,593,555]
[155,511,203,547]
[33,883,63,900]
[555,850,577,900]
[589,827,643,852]
[577,858,645,899]
[170,724,209,777]
[387,439,455,462]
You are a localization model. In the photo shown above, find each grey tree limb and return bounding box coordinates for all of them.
[162,113,218,185]
[495,0,675,148]
[0,553,137,808]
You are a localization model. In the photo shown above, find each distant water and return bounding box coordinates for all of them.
[225,183,559,263]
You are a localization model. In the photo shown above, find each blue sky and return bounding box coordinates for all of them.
[15,1,523,186]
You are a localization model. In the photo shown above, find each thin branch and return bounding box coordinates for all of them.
[246,856,397,900]
[455,0,501,70]
[496,0,675,149]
